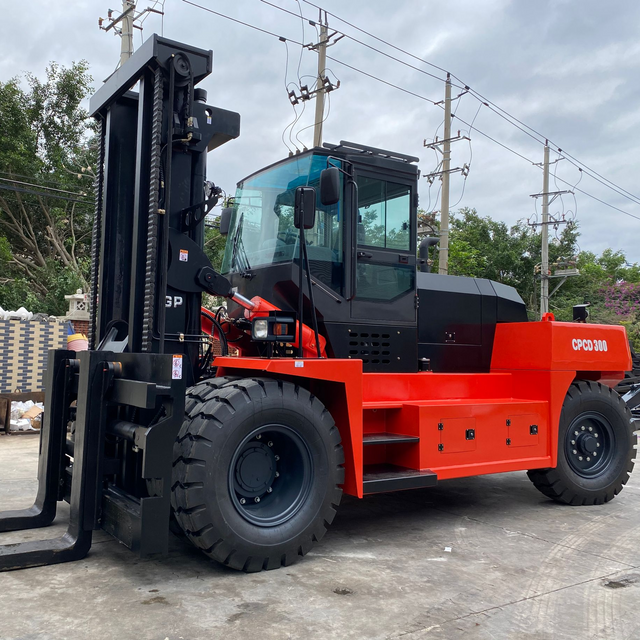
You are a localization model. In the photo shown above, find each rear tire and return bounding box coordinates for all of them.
[171,377,344,572]
[528,381,635,505]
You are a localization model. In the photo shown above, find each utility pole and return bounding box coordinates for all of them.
[313,11,329,148]
[119,0,136,67]
[286,15,341,152]
[540,142,550,316]
[438,74,452,274]
[99,2,164,68]
[529,146,576,319]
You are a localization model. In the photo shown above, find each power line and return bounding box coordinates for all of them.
[0,169,88,190]
[301,0,640,209]
[0,183,92,204]
[260,0,451,87]
[0,177,89,198]
[184,0,640,224]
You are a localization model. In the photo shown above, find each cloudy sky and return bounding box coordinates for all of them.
[2,0,639,261]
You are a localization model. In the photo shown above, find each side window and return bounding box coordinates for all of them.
[356,176,410,251]
[356,263,415,301]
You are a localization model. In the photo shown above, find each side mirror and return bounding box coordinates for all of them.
[294,186,316,229]
[219,207,233,235]
[319,166,340,206]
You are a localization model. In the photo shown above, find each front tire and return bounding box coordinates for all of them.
[528,381,635,505]
[171,377,344,572]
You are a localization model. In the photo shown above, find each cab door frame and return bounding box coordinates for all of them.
[349,165,417,324]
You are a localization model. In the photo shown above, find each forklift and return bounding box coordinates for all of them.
[0,36,636,573]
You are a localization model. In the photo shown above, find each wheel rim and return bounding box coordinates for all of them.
[565,412,615,478]
[229,424,314,527]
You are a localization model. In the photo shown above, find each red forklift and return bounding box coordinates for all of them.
[0,36,635,573]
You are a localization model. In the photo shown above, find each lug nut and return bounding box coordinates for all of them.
[572,449,577,455]
[586,457,591,461]
[597,442,600,447]
[593,452,597,456]
[571,440,576,445]
[574,431,579,436]
[275,455,280,461]
[255,497,260,503]
[256,434,262,439]
[267,487,273,493]
[268,441,273,447]
[578,456,583,461]
[588,426,593,432]
[595,433,599,438]
[581,426,586,431]
[240,498,246,505]
[275,471,280,478]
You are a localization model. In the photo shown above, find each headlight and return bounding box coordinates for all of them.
[252,318,269,340]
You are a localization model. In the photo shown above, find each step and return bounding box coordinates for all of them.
[363,401,404,410]
[363,433,420,446]
[363,464,437,494]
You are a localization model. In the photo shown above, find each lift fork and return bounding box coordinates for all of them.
[0,350,183,571]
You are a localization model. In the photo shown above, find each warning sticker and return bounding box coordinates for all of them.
[295,361,304,368]
[179,249,189,262]
[172,354,183,379]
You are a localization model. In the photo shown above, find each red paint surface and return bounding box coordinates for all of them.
[209,320,631,497]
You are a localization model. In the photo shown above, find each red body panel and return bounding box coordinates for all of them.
[212,320,631,498]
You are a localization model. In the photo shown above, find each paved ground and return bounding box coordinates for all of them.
[1,434,639,640]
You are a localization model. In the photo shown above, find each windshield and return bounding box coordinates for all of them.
[222,154,344,295]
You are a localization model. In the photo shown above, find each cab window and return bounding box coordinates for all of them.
[356,176,411,251]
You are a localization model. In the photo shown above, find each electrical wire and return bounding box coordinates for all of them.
[261,0,453,87]
[299,0,640,209]
[184,0,640,224]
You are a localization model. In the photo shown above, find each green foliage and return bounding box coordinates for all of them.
[0,61,95,315]
[204,225,227,272]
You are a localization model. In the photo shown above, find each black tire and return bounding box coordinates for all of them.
[528,381,636,505]
[171,377,344,572]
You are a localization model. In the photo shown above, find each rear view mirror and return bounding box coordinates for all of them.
[319,166,340,206]
[294,186,316,229]
[219,207,233,235]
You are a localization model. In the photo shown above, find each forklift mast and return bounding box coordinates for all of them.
[0,36,240,570]
[89,35,239,383]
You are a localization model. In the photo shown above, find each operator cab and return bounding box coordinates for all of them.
[221,141,420,370]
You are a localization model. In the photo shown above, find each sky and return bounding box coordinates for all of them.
[1,0,639,262]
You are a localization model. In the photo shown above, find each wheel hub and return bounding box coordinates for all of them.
[229,424,313,527]
[577,433,598,456]
[565,414,613,478]
[234,443,276,496]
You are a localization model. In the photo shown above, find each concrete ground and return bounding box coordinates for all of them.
[1,434,639,640]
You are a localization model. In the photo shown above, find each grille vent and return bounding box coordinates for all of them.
[348,331,392,365]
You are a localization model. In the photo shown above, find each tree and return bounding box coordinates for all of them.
[0,61,95,315]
